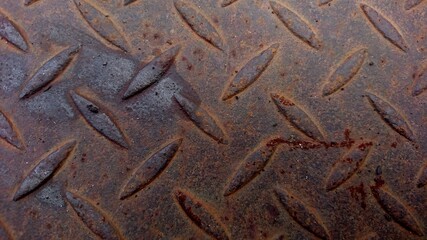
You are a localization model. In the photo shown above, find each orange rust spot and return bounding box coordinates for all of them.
[373,176,385,189]
[348,183,367,209]
[266,130,355,151]
[273,94,295,106]
[358,142,373,151]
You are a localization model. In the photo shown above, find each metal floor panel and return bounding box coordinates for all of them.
[0,0,426,239]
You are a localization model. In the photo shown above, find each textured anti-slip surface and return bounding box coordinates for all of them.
[0,0,426,239]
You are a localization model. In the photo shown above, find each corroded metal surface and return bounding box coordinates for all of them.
[0,0,426,239]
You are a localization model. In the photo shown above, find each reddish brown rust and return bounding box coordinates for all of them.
[0,0,425,239]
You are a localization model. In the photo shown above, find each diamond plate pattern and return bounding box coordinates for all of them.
[0,0,426,239]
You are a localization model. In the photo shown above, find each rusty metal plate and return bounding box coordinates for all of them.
[0,0,426,239]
